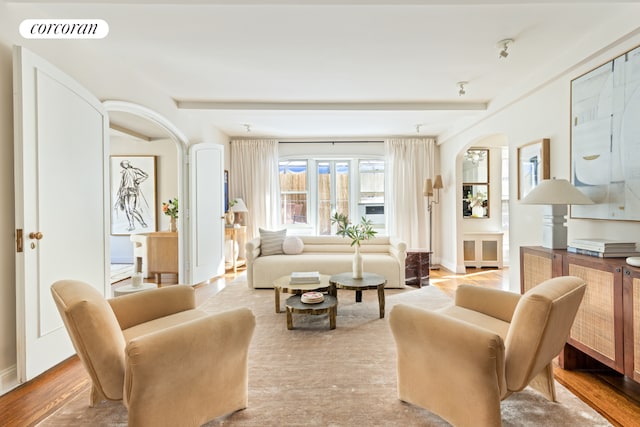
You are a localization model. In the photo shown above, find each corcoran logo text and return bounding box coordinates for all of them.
[20,19,109,39]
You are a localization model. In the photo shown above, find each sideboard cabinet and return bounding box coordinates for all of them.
[520,246,640,382]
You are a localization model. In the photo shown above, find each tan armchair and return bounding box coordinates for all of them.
[51,280,256,427]
[389,276,586,427]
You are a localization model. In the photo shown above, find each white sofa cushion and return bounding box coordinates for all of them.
[282,236,304,255]
[259,228,287,256]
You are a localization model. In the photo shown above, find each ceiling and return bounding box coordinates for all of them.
[4,0,640,141]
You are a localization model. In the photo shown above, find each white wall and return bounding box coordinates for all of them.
[439,32,640,291]
[109,135,179,263]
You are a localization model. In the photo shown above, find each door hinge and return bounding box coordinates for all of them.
[16,229,23,253]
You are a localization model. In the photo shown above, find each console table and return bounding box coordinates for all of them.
[225,225,246,272]
[520,246,640,383]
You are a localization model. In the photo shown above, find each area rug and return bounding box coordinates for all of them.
[109,264,133,284]
[38,282,612,426]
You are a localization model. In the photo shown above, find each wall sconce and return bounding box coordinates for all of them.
[520,178,593,249]
[424,175,444,264]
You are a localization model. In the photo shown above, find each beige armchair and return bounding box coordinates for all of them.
[389,276,586,427]
[51,280,256,427]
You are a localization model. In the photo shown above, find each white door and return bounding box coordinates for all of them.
[189,143,225,284]
[13,46,109,382]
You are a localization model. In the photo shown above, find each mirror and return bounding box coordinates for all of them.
[462,148,489,218]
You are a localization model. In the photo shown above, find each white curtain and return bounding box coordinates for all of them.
[385,138,436,250]
[230,139,280,240]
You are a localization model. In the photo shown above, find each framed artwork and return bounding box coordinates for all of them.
[517,138,550,200]
[571,44,640,221]
[110,155,157,235]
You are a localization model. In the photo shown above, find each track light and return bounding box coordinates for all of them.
[497,38,514,59]
[457,81,467,96]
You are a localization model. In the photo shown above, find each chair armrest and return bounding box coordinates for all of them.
[389,304,506,396]
[388,236,407,263]
[123,308,256,424]
[108,285,196,330]
[245,237,261,262]
[454,285,521,323]
[245,237,261,288]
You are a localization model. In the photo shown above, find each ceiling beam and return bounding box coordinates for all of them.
[109,123,153,141]
[176,100,488,111]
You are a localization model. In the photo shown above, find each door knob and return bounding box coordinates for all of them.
[29,231,43,240]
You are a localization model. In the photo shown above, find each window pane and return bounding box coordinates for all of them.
[279,160,308,224]
[359,160,384,203]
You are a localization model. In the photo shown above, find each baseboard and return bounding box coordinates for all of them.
[0,364,18,396]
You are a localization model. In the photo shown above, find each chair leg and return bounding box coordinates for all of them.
[89,384,105,407]
[529,362,556,402]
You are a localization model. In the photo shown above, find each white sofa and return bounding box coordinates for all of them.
[245,235,407,289]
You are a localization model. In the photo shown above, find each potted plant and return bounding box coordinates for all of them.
[331,212,377,278]
[162,198,178,231]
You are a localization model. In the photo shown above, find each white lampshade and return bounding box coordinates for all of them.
[231,198,248,212]
[520,178,593,249]
[520,179,593,205]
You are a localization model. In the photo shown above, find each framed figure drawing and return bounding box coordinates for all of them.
[517,139,550,200]
[110,156,157,235]
[571,44,640,221]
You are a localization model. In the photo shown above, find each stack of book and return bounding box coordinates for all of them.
[568,239,640,258]
[289,271,321,285]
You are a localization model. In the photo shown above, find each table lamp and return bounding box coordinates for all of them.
[232,198,248,226]
[520,178,593,249]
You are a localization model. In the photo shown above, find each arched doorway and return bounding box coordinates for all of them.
[103,100,190,283]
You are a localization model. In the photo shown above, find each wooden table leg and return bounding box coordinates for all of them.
[355,290,362,302]
[329,306,336,330]
[377,284,385,318]
[286,306,293,330]
[274,287,281,313]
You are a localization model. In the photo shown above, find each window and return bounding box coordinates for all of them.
[279,157,385,234]
[279,160,308,225]
[359,160,385,204]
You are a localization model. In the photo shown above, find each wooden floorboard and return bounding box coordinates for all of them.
[1,266,638,426]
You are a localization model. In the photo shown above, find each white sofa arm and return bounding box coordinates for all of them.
[245,237,261,288]
[389,236,407,260]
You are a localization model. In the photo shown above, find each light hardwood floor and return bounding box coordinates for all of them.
[1,267,638,426]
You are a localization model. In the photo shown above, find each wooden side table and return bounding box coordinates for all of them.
[329,272,386,318]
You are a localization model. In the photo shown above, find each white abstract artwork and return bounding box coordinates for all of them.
[571,45,640,221]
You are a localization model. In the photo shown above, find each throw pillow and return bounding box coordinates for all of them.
[259,228,287,256]
[282,236,304,255]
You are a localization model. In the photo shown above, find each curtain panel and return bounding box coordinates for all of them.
[384,138,435,250]
[230,139,280,240]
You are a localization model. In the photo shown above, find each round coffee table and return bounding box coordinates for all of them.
[113,282,157,297]
[273,274,332,313]
[329,272,386,318]
[285,294,337,330]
